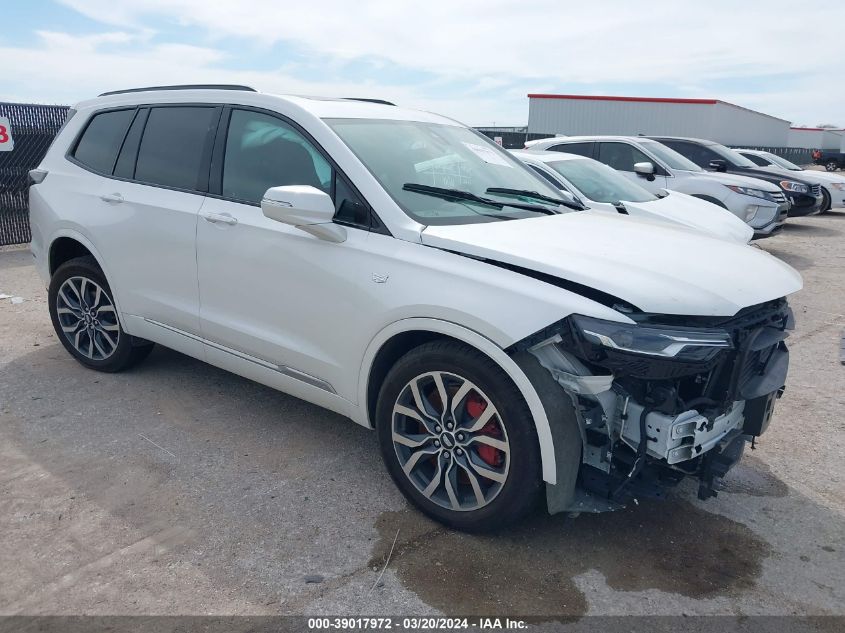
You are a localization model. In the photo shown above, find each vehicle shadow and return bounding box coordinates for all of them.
[2,343,844,618]
[760,247,814,271]
[818,210,845,219]
[0,245,36,271]
[781,222,842,237]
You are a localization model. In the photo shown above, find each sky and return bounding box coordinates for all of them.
[3,0,843,127]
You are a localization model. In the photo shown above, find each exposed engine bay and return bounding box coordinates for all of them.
[513,298,793,514]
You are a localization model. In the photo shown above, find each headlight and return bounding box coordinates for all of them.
[571,314,733,364]
[744,205,759,222]
[725,185,773,201]
[779,180,809,194]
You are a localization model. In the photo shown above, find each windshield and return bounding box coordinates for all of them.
[763,152,803,171]
[710,143,759,168]
[325,119,565,225]
[641,140,703,172]
[546,158,657,203]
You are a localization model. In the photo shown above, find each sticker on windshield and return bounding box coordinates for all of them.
[462,142,512,167]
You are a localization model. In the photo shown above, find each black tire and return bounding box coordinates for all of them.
[825,160,839,172]
[48,256,154,372]
[375,340,542,532]
[821,187,831,213]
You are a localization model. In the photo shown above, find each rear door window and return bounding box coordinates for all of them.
[741,153,771,167]
[72,109,135,174]
[598,142,663,174]
[134,106,217,191]
[659,140,719,168]
[548,141,594,158]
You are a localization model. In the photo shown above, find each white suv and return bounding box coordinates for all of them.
[30,86,801,531]
[735,149,845,212]
[525,135,789,238]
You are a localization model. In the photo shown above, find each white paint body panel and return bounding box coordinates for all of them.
[511,151,753,243]
[422,212,801,316]
[525,136,785,232]
[28,89,804,487]
[736,149,845,210]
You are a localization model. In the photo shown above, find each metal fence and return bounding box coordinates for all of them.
[727,146,813,167]
[475,128,551,149]
[0,102,70,246]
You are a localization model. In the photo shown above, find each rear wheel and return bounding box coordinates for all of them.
[49,256,154,372]
[825,160,839,172]
[376,340,542,531]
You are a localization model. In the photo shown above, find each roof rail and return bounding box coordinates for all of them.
[343,98,396,106]
[99,84,257,97]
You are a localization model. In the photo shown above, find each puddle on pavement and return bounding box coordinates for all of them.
[719,455,789,498]
[371,498,771,619]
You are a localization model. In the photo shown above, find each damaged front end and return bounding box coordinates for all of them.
[513,298,794,514]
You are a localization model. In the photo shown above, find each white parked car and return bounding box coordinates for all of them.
[735,149,845,212]
[525,135,789,238]
[510,150,753,243]
[29,86,801,531]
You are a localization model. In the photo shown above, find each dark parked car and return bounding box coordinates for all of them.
[813,149,845,172]
[649,136,823,217]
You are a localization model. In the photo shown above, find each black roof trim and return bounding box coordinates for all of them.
[343,98,396,106]
[99,85,257,97]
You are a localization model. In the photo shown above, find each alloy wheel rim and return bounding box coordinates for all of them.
[392,371,510,512]
[56,276,120,361]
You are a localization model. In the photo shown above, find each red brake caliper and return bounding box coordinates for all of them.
[466,394,502,467]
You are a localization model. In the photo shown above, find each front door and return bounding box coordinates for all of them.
[196,107,377,398]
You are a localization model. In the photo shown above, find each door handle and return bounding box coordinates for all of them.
[100,193,124,203]
[203,212,238,226]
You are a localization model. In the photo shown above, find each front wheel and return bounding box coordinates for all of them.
[48,256,154,372]
[375,340,542,531]
[825,160,839,172]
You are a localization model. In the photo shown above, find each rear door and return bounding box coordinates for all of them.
[595,141,669,193]
[76,104,220,336]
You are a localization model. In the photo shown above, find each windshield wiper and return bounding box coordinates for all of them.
[485,187,586,211]
[403,183,557,215]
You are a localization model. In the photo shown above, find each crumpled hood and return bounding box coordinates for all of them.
[422,212,802,316]
[623,191,753,244]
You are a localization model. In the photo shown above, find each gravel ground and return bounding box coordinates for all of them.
[0,212,844,620]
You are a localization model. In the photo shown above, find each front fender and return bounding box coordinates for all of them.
[357,317,559,484]
[45,228,127,319]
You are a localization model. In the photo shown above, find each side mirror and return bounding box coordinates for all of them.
[708,159,728,172]
[261,185,346,243]
[633,161,656,181]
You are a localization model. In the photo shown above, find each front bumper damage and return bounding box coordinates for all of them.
[512,298,793,514]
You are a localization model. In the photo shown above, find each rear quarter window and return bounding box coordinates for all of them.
[548,142,594,158]
[71,109,135,174]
